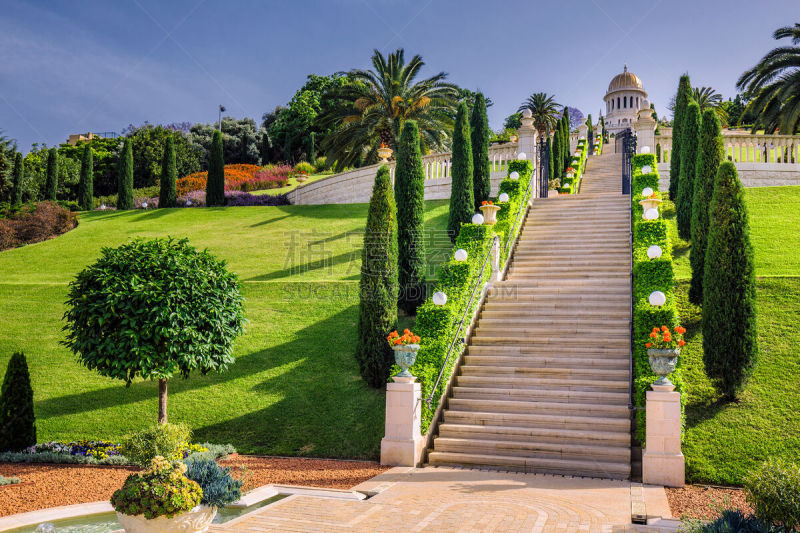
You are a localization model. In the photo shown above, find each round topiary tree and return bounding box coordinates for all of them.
[670,74,692,200]
[117,138,134,210]
[62,237,246,423]
[356,165,398,387]
[703,161,757,400]
[45,148,59,201]
[676,100,700,240]
[470,93,491,210]
[159,136,178,208]
[206,131,225,206]
[689,108,723,305]
[447,102,474,242]
[0,352,36,452]
[78,143,94,211]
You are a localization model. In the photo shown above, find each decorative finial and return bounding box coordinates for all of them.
[624,64,628,72]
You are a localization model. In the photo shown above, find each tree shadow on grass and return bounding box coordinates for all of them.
[249,214,293,228]
[133,208,179,222]
[245,251,359,281]
[273,204,368,220]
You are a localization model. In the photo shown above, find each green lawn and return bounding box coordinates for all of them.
[663,185,800,485]
[253,172,334,196]
[0,201,450,459]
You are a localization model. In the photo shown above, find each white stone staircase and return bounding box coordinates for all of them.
[428,156,632,479]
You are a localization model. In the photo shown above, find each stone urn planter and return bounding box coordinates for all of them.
[117,505,217,533]
[647,348,680,388]
[295,172,308,183]
[479,204,500,225]
[392,344,420,379]
[377,145,393,162]
[639,197,663,212]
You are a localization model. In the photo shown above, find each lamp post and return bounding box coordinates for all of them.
[538,132,549,199]
[218,105,226,132]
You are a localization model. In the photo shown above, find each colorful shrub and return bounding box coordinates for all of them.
[176,164,291,196]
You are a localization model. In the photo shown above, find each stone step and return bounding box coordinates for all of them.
[488,284,630,295]
[488,278,631,289]
[427,451,630,479]
[442,409,631,432]
[452,385,630,403]
[507,272,630,281]
[437,422,630,447]
[455,374,629,393]
[484,290,630,301]
[431,437,631,463]
[479,308,630,319]
[509,253,631,262]
[474,325,630,338]
[465,344,629,357]
[509,265,629,275]
[475,315,628,327]
[459,365,629,381]
[448,397,630,418]
[510,258,630,266]
[482,301,629,313]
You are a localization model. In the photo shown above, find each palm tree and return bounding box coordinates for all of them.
[319,49,460,169]
[692,86,728,122]
[517,93,561,136]
[737,23,800,134]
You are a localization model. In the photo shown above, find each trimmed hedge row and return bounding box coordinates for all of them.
[559,139,588,194]
[406,160,533,433]
[630,153,684,443]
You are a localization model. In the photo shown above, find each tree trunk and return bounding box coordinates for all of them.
[158,379,168,424]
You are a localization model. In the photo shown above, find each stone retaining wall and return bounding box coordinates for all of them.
[656,162,800,190]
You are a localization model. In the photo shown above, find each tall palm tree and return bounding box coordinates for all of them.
[319,49,459,169]
[692,86,728,122]
[517,93,561,136]
[737,23,800,134]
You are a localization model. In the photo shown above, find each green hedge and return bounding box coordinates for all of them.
[631,155,684,443]
[402,160,532,433]
[558,140,587,194]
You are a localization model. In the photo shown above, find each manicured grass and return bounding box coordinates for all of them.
[253,172,334,196]
[677,278,800,485]
[0,201,450,459]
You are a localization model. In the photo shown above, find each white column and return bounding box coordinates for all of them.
[634,101,657,154]
[380,376,425,466]
[642,382,685,487]
[516,108,538,162]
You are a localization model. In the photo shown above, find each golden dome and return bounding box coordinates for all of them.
[607,65,643,92]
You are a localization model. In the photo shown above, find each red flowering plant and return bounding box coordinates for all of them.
[387,328,421,347]
[566,166,576,173]
[481,200,494,206]
[646,325,686,350]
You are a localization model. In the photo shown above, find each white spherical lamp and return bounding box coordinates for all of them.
[643,208,659,220]
[647,245,663,259]
[100,204,106,210]
[142,201,148,209]
[517,152,527,160]
[186,200,192,207]
[432,291,447,306]
[454,249,468,262]
[641,187,654,197]
[471,213,484,225]
[498,192,510,203]
[642,165,652,174]
[641,146,651,154]
[649,291,667,306]
[509,171,520,180]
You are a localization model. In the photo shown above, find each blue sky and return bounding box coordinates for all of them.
[0,0,794,152]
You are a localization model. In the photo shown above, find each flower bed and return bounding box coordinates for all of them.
[631,152,684,442]
[177,164,291,196]
[0,441,234,466]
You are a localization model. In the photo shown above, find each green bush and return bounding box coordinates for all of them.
[0,475,20,485]
[206,130,225,206]
[111,456,202,519]
[355,165,398,387]
[184,458,242,509]
[159,136,178,208]
[117,138,134,210]
[703,162,757,400]
[447,102,474,242]
[78,144,93,211]
[471,93,491,210]
[314,156,329,170]
[0,352,36,452]
[745,458,800,531]
[670,74,692,200]
[294,161,316,175]
[677,100,701,239]
[681,509,782,533]
[121,423,192,467]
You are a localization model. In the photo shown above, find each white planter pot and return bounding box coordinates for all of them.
[117,505,217,533]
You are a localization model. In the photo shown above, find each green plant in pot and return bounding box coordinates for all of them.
[387,328,421,381]
[184,458,243,510]
[646,325,686,389]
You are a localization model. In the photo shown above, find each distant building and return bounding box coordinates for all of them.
[603,65,648,134]
[67,131,118,146]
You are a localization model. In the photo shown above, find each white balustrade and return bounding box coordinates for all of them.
[655,132,799,165]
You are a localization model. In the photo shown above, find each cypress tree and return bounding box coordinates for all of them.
[470,93,491,210]
[159,136,177,208]
[356,165,398,387]
[394,121,426,314]
[547,137,554,183]
[0,352,36,452]
[689,109,723,305]
[551,131,561,181]
[669,74,692,200]
[117,138,134,210]
[45,148,58,201]
[561,110,570,173]
[447,102,474,242]
[703,162,757,400]
[11,152,23,205]
[207,130,225,206]
[677,100,700,240]
[78,144,93,211]
[586,114,593,142]
[309,132,316,166]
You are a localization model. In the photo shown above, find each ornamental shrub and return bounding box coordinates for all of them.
[470,93,491,210]
[551,129,561,181]
[78,144,93,211]
[677,100,700,240]
[184,458,242,509]
[682,510,781,533]
[11,153,23,205]
[745,458,800,531]
[394,121,426,314]
[547,137,555,184]
[689,109,723,305]
[355,165,398,387]
[111,456,202,519]
[117,138,134,210]
[294,161,316,175]
[447,102,474,242]
[45,148,58,201]
[159,136,178,208]
[62,238,246,423]
[0,352,36,452]
[703,162,757,400]
[669,74,692,200]
[206,130,225,206]
[0,202,77,251]
[121,423,192,467]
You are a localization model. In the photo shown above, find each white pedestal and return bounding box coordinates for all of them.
[642,387,685,487]
[380,377,425,467]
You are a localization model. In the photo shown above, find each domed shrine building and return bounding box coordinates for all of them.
[604,65,648,134]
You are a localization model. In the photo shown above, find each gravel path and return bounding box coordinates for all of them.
[666,485,751,520]
[0,456,389,518]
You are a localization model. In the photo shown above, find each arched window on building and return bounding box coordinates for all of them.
[617,97,620,109]
[636,97,639,108]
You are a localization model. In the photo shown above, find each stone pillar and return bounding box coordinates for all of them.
[516,109,538,162]
[642,383,685,487]
[380,376,425,466]
[634,100,657,155]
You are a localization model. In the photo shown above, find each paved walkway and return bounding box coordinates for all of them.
[212,466,674,532]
